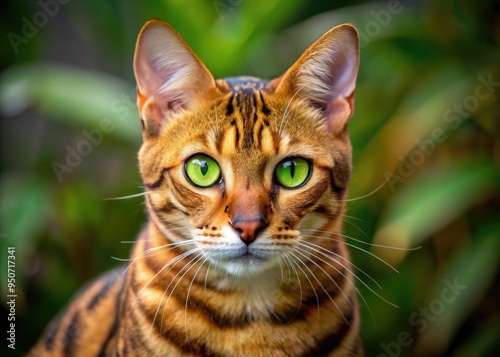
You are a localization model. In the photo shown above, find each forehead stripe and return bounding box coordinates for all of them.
[226,94,234,116]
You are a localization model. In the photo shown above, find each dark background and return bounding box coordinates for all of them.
[1,0,499,355]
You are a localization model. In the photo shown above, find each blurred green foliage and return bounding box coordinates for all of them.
[1,0,499,355]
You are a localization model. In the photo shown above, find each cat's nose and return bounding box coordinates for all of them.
[232,217,267,246]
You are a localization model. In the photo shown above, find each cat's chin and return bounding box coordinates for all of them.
[216,255,277,278]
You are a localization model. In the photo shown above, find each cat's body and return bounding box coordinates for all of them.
[31,20,362,356]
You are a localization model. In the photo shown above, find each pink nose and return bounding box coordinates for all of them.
[232,218,266,245]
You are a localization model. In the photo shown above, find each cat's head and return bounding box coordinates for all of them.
[134,20,359,277]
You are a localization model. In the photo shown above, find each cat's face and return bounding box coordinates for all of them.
[134,21,359,277]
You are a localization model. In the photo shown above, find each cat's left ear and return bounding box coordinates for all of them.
[134,19,218,138]
[271,24,359,134]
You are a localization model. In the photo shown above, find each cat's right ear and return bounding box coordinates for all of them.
[269,24,359,135]
[134,20,217,138]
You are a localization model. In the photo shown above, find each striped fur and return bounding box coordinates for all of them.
[31,20,362,356]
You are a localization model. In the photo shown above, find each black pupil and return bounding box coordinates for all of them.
[200,161,208,176]
[289,161,295,178]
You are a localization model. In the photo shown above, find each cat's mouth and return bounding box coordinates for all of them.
[208,246,274,276]
[220,249,264,263]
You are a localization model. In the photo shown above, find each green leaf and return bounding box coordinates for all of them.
[0,175,51,298]
[415,226,500,355]
[0,64,140,144]
[375,162,498,247]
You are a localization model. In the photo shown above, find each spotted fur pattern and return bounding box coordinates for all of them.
[31,20,362,356]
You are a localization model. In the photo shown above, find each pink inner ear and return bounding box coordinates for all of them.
[293,26,359,132]
[135,40,189,112]
[324,51,357,102]
[302,42,358,113]
[134,22,216,134]
[322,51,357,132]
[325,95,354,133]
[165,97,186,112]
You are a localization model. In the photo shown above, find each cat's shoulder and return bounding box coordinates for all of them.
[30,267,126,356]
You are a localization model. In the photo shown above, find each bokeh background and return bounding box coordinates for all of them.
[1,0,499,355]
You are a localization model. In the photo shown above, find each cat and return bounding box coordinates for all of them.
[30,19,361,356]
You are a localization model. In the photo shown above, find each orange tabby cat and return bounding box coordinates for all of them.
[31,19,361,356]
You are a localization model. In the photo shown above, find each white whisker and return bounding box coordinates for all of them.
[103,191,150,201]
[279,85,305,135]
[287,253,319,323]
[122,239,196,274]
[283,254,303,323]
[161,226,193,232]
[111,239,194,264]
[204,261,212,292]
[292,248,352,326]
[148,249,201,337]
[301,233,399,273]
[342,214,365,222]
[160,252,204,335]
[300,240,382,290]
[276,254,285,286]
[110,256,131,262]
[299,241,398,313]
[302,229,421,251]
[120,238,159,244]
[185,254,210,349]
[129,247,199,338]
[341,179,388,203]
[341,217,370,241]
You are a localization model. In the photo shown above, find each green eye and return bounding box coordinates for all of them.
[184,154,221,187]
[275,157,311,188]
